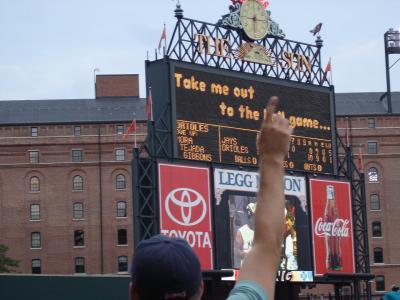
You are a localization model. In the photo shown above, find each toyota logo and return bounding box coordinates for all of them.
[165,188,207,226]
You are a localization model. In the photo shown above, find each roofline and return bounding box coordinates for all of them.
[0,119,148,127]
[336,113,400,117]
[96,74,139,77]
[0,97,144,102]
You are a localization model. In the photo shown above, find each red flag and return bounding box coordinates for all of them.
[232,0,269,7]
[357,146,364,173]
[123,119,136,140]
[310,22,322,36]
[322,59,331,82]
[257,0,269,8]
[146,88,153,121]
[158,24,167,53]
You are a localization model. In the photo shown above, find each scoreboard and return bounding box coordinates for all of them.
[171,63,335,174]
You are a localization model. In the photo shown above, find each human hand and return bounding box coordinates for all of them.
[257,96,293,163]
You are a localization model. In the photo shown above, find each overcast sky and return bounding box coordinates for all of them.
[0,0,399,100]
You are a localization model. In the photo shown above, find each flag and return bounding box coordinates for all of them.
[322,58,331,82]
[146,88,153,121]
[158,24,167,54]
[232,0,269,8]
[310,22,322,36]
[257,0,269,8]
[123,119,136,140]
[357,146,364,173]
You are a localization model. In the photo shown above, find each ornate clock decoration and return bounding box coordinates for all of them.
[240,0,269,40]
[234,43,276,66]
[218,0,285,39]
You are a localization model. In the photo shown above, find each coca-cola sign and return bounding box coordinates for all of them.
[315,218,350,237]
[309,179,355,276]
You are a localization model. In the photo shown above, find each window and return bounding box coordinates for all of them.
[117,201,127,218]
[73,175,83,191]
[368,118,375,128]
[32,259,41,274]
[74,126,81,136]
[30,204,40,220]
[118,256,128,272]
[367,142,378,154]
[74,230,84,247]
[31,232,41,248]
[116,174,126,190]
[374,247,383,263]
[73,203,84,219]
[375,275,385,291]
[117,229,127,245]
[370,194,380,211]
[72,150,83,162]
[75,257,85,273]
[31,127,38,137]
[372,221,382,237]
[29,177,40,192]
[29,151,39,163]
[115,149,125,161]
[116,125,124,135]
[368,168,379,183]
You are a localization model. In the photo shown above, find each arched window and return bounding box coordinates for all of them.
[73,175,83,191]
[117,201,127,218]
[30,204,40,220]
[117,229,127,245]
[75,257,85,273]
[73,203,84,219]
[116,174,126,190]
[372,221,382,237]
[374,247,383,263]
[375,275,385,291]
[370,194,380,211]
[31,232,41,248]
[368,167,379,183]
[118,256,128,272]
[30,176,40,192]
[74,230,84,247]
[32,259,41,274]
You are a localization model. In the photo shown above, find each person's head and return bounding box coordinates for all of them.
[285,211,295,232]
[130,235,203,300]
[246,202,257,228]
[392,285,400,292]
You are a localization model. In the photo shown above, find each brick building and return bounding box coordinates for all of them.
[336,92,400,296]
[1,75,399,296]
[0,75,146,274]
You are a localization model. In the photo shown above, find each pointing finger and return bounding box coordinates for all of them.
[265,96,279,122]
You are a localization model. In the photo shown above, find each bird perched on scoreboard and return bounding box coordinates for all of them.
[310,23,323,36]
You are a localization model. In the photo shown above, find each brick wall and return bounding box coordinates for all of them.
[95,75,139,98]
[0,122,146,274]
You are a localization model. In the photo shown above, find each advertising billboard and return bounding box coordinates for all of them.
[309,178,355,276]
[158,163,214,269]
[213,168,313,282]
[173,64,335,174]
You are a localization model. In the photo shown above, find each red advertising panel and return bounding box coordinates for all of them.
[158,163,213,269]
[310,179,355,276]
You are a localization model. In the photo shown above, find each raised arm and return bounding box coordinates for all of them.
[237,97,293,298]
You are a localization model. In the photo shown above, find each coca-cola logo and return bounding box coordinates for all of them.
[165,188,207,226]
[315,218,350,237]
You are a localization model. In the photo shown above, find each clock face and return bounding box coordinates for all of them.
[240,0,269,40]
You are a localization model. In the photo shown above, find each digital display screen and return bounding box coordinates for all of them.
[213,169,313,281]
[173,66,334,174]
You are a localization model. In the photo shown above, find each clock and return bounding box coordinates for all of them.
[240,0,269,40]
